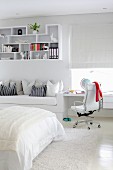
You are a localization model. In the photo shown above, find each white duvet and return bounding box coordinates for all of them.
[0,106,65,170]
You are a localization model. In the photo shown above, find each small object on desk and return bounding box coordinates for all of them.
[75,90,85,94]
[63,90,70,94]
[69,90,75,93]
[63,118,71,122]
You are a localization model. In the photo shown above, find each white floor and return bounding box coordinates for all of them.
[62,117,113,170]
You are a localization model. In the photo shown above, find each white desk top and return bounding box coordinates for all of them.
[63,93,85,97]
[63,92,113,97]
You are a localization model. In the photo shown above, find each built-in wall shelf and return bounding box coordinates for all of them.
[0,24,62,60]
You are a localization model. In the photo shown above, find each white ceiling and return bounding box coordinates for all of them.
[0,0,113,19]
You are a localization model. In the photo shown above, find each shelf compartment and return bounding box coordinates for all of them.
[0,28,11,36]
[30,50,49,59]
[0,37,8,52]
[2,44,19,52]
[9,35,36,44]
[20,44,30,52]
[46,25,58,42]
[37,34,51,42]
[12,26,27,35]
[0,53,15,60]
[49,43,59,59]
[30,43,49,51]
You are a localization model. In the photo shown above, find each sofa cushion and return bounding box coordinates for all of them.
[47,80,63,92]
[35,80,43,87]
[0,80,10,87]
[0,95,57,106]
[46,81,59,97]
[22,80,35,95]
[0,84,17,96]
[10,80,24,95]
[30,85,47,97]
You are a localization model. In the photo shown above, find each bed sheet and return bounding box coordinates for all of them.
[0,114,65,170]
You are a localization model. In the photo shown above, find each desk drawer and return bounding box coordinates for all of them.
[103,102,113,109]
[103,96,113,102]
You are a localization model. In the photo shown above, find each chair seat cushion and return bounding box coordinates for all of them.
[0,95,57,106]
[71,105,85,113]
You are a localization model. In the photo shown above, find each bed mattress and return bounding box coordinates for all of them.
[0,106,65,170]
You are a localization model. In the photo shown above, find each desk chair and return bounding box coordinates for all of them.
[71,82,103,130]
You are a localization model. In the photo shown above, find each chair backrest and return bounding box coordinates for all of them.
[84,83,102,111]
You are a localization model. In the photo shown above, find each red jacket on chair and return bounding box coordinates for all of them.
[93,82,103,102]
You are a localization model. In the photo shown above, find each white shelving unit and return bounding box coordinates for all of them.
[0,24,62,60]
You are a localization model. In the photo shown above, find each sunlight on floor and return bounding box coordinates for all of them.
[62,117,113,170]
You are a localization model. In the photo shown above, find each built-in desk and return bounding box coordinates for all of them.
[63,92,113,109]
[103,92,113,109]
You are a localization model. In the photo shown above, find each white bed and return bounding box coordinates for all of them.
[0,106,65,170]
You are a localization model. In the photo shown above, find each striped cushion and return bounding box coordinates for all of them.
[30,85,47,97]
[0,84,17,96]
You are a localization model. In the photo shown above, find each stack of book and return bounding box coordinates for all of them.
[30,43,49,51]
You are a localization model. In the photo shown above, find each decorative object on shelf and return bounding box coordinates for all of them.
[28,22,40,34]
[40,43,49,50]
[15,39,28,43]
[12,47,18,52]
[0,34,6,38]
[2,45,13,52]
[20,51,30,60]
[43,53,48,59]
[18,29,22,35]
[36,54,40,59]
[50,33,57,42]
[43,44,49,50]
[20,52,24,60]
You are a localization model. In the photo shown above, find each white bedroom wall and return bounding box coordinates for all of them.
[0,13,113,89]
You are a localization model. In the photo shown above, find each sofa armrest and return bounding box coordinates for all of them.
[56,92,68,114]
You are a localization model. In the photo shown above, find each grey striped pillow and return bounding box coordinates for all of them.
[0,84,17,96]
[29,85,47,97]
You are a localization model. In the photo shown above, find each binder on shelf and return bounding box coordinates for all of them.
[56,48,59,58]
[52,48,54,58]
[49,48,52,59]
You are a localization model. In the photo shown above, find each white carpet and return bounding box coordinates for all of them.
[32,128,100,170]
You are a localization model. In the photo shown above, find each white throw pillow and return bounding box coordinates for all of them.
[22,80,35,95]
[47,80,63,92]
[47,80,59,97]
[35,80,43,87]
[59,80,64,92]
[1,80,10,87]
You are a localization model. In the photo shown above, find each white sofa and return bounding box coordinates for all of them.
[0,93,67,121]
[0,79,68,121]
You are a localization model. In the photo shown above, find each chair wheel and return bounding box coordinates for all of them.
[73,125,76,128]
[90,122,93,125]
[88,127,90,130]
[98,125,101,128]
[75,123,78,125]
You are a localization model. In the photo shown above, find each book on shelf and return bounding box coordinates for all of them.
[30,43,49,51]
[36,44,40,51]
